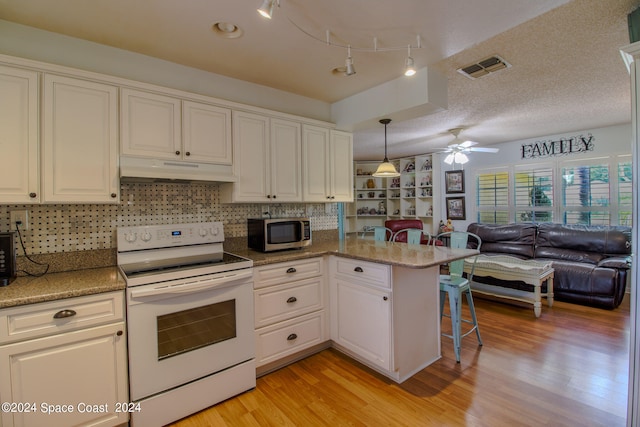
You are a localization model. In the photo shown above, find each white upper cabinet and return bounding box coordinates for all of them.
[0,65,39,204]
[42,74,119,203]
[221,111,302,203]
[302,125,353,202]
[120,88,181,159]
[183,100,232,165]
[120,88,232,165]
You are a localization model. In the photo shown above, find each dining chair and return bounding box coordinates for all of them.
[373,226,393,241]
[435,231,483,362]
[392,228,432,245]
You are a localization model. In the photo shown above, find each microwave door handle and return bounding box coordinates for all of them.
[129,269,253,298]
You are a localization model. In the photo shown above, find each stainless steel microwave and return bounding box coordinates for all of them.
[247,218,311,252]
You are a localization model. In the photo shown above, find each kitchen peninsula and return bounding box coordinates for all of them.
[239,237,477,383]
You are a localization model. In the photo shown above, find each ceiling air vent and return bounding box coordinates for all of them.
[457,55,511,79]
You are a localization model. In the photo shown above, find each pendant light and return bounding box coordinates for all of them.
[372,119,400,177]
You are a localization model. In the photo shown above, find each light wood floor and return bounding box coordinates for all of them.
[169,295,630,427]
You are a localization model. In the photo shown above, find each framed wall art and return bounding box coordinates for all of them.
[445,197,466,220]
[445,170,465,194]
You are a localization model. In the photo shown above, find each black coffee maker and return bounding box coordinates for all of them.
[0,232,17,286]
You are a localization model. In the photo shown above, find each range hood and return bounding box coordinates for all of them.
[120,156,237,183]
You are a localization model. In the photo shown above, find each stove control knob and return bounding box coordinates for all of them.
[198,228,208,237]
[141,232,152,242]
[124,232,137,243]
[210,225,220,236]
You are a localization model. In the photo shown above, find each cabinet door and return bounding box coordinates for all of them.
[270,118,302,202]
[43,74,118,203]
[333,279,391,371]
[302,125,331,202]
[120,88,181,159]
[0,323,128,427]
[231,111,270,201]
[0,66,39,204]
[183,100,232,165]
[330,130,354,202]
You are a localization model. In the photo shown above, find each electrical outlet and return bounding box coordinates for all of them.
[10,209,29,231]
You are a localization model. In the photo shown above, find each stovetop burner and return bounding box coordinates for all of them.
[120,252,249,279]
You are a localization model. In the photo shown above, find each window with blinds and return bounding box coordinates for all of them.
[561,163,610,225]
[476,170,509,224]
[618,160,632,226]
[514,167,553,223]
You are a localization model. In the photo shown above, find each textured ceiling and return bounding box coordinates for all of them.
[0,0,638,160]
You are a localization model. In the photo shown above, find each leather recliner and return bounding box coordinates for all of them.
[466,222,631,309]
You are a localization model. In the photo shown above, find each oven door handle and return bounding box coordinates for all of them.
[129,269,253,298]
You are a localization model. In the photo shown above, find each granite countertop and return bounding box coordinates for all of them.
[0,267,124,309]
[0,237,476,309]
[233,236,477,269]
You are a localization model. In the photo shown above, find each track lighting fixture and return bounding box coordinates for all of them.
[257,1,421,77]
[345,46,356,76]
[404,45,416,77]
[257,0,278,19]
[373,119,400,177]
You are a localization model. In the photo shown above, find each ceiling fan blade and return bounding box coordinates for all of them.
[458,140,477,148]
[468,147,499,153]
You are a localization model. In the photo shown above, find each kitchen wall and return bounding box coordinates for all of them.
[0,182,338,256]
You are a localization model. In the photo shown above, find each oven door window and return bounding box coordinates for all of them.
[157,299,236,360]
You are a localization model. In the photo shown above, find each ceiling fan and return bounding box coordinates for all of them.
[439,128,499,164]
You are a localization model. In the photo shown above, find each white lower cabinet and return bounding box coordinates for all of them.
[254,258,328,372]
[329,256,441,383]
[0,292,128,427]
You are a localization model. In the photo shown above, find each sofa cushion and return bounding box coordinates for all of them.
[466,223,537,258]
[535,223,631,264]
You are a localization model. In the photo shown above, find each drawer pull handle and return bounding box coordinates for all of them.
[286,296,297,303]
[354,267,364,273]
[53,309,77,319]
[286,267,297,273]
[287,333,298,341]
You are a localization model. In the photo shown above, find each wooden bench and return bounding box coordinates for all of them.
[464,254,554,318]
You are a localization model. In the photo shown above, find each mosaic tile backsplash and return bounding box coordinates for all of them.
[0,182,339,256]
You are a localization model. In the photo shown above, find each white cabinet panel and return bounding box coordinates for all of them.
[43,74,118,203]
[183,100,232,164]
[0,66,39,204]
[121,88,181,159]
[270,118,302,202]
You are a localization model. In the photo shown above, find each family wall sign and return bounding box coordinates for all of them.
[521,133,594,159]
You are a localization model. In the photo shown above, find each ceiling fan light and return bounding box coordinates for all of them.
[373,160,400,177]
[257,0,275,19]
[454,152,469,164]
[444,153,455,165]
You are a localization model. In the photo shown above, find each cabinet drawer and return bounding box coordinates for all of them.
[254,257,323,289]
[0,291,125,344]
[255,311,326,366]
[332,257,391,289]
[255,276,323,328]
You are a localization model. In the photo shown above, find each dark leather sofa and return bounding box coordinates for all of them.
[466,222,632,309]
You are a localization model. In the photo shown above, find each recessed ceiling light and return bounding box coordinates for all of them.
[212,22,244,39]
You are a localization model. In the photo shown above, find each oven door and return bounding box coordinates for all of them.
[126,269,254,401]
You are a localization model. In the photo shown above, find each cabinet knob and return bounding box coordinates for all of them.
[116,330,124,336]
[29,192,37,198]
[111,193,117,198]
[286,296,297,304]
[383,296,388,301]
[286,267,297,273]
[272,195,277,199]
[267,195,272,199]
[287,333,298,341]
[175,150,181,155]
[185,151,191,156]
[354,267,363,273]
[53,309,77,319]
